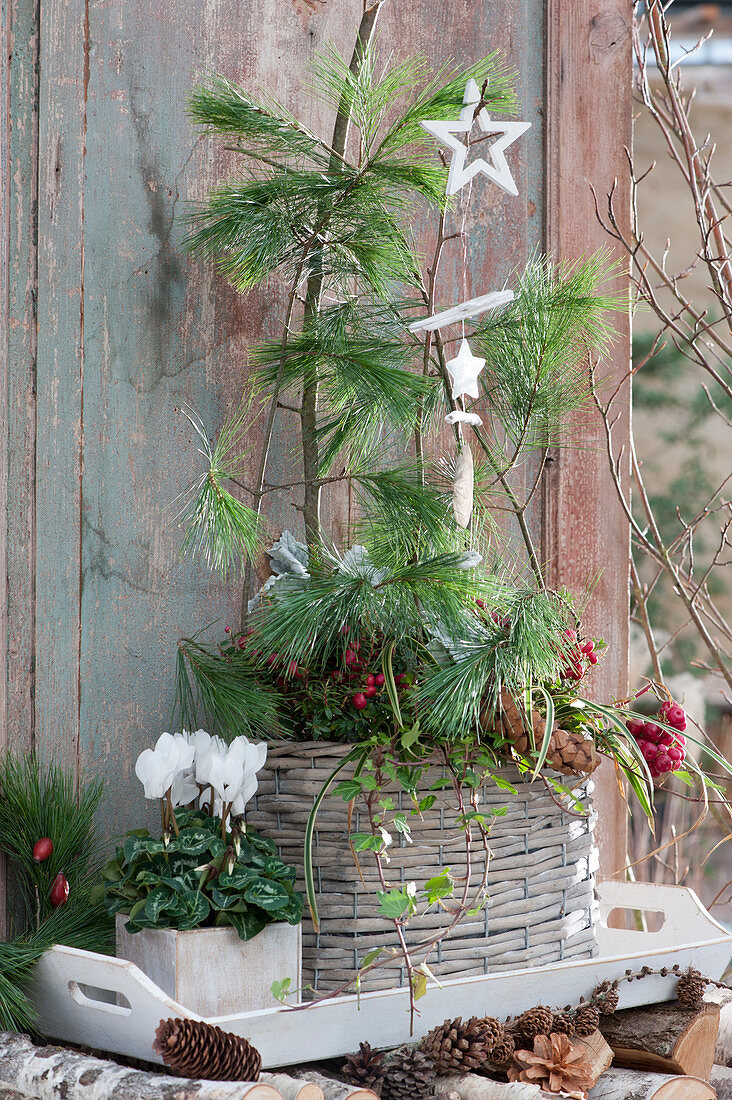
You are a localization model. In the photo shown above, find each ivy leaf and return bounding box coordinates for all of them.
[271,977,292,1002]
[424,869,454,905]
[350,832,384,853]
[377,883,417,919]
[393,813,411,842]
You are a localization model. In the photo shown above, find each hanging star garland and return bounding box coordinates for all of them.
[446,338,485,400]
[421,77,531,197]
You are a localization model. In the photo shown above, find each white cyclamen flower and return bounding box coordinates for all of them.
[198,736,267,817]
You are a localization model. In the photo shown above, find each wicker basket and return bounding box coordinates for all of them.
[247,742,599,994]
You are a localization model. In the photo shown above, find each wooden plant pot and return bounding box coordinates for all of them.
[247,742,600,995]
[115,915,301,1017]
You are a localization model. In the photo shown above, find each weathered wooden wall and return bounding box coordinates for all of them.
[0,0,631,930]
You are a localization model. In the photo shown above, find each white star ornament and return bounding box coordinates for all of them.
[421,79,531,197]
[446,339,485,400]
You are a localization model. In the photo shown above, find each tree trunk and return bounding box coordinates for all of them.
[600,1001,720,1080]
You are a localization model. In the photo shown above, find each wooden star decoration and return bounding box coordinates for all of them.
[421,77,531,197]
[446,338,485,399]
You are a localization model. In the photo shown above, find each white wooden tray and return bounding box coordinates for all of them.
[30,881,732,1069]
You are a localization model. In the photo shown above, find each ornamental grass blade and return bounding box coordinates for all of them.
[304,746,365,930]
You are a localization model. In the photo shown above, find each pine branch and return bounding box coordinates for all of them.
[175,636,285,741]
[176,405,264,578]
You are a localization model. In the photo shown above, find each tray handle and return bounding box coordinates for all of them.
[597,880,728,944]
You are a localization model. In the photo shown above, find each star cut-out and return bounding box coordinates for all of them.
[421,77,531,197]
[446,338,485,400]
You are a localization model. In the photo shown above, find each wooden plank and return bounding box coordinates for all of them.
[33,0,87,776]
[0,0,41,935]
[543,1,633,880]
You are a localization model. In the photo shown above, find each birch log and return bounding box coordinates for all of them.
[291,1071,378,1100]
[0,1083,33,1100]
[0,1032,279,1100]
[588,1066,715,1098]
[260,1075,324,1100]
[711,1063,732,1099]
[706,987,732,1065]
[433,1076,542,1099]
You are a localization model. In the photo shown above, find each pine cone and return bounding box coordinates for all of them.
[517,1005,554,1040]
[486,1033,515,1069]
[573,1003,600,1038]
[593,980,620,1015]
[420,1016,493,1074]
[508,1033,594,1098]
[480,1016,505,1051]
[551,1012,576,1036]
[153,1018,261,1081]
[342,1042,386,1094]
[485,691,599,777]
[676,967,707,1010]
[382,1046,435,1100]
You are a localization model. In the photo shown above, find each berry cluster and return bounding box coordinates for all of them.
[626,699,687,778]
[560,629,599,683]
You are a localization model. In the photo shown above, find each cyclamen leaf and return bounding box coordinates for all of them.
[229,910,268,941]
[244,879,291,911]
[178,891,211,929]
[144,887,175,924]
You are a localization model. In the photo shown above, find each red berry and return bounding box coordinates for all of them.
[366,674,375,686]
[675,733,686,747]
[640,740,658,762]
[564,629,577,641]
[331,670,343,682]
[626,719,644,737]
[345,649,357,666]
[266,653,279,667]
[374,673,385,687]
[588,652,599,665]
[580,640,595,655]
[287,660,298,678]
[643,722,662,743]
[50,872,69,907]
[667,746,683,763]
[33,837,53,863]
[655,754,674,774]
[352,693,368,710]
[475,598,486,610]
[365,685,377,697]
[669,705,686,729]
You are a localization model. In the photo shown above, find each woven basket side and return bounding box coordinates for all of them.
[248,742,598,993]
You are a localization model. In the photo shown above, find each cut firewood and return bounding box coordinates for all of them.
[261,1073,325,1100]
[707,986,732,1066]
[576,1029,613,1084]
[292,1070,378,1100]
[433,1074,544,1098]
[0,1031,278,1100]
[711,1063,732,1099]
[0,1083,33,1100]
[588,1066,716,1098]
[599,1000,720,1080]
